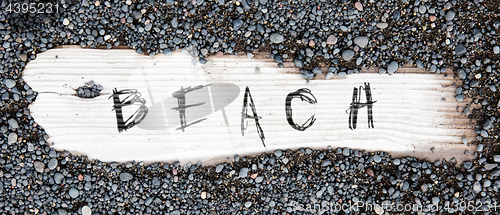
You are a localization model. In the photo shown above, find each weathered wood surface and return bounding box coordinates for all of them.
[23,47,476,165]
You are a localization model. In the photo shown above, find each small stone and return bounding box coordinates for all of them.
[432,197,440,204]
[312,67,322,74]
[239,168,249,178]
[274,150,282,157]
[270,33,284,43]
[81,206,92,215]
[481,130,488,137]
[294,59,304,68]
[120,173,133,181]
[247,53,254,58]
[429,15,436,22]
[4,79,15,89]
[373,155,381,163]
[387,61,399,75]
[484,119,493,130]
[255,67,261,74]
[7,133,17,144]
[255,176,264,183]
[19,54,27,61]
[354,2,363,11]
[462,137,468,144]
[455,44,467,55]
[374,204,384,215]
[201,192,207,199]
[419,5,427,14]
[63,18,70,26]
[354,36,369,48]
[216,164,224,173]
[34,161,45,173]
[342,148,350,156]
[245,201,252,208]
[338,72,347,78]
[342,49,355,61]
[326,35,338,45]
[494,46,500,54]
[309,40,315,47]
[104,35,111,40]
[457,69,467,79]
[491,169,500,177]
[68,188,79,198]
[48,158,58,170]
[377,23,388,29]
[485,163,498,171]
[493,155,500,162]
[163,48,172,56]
[456,94,464,102]
[473,181,482,193]
[54,173,64,184]
[445,11,455,21]
[325,72,334,80]
[301,70,314,80]
[233,18,244,30]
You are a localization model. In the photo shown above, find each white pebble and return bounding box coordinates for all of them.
[63,18,70,26]
[81,206,92,215]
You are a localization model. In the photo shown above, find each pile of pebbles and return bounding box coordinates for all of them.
[1,0,499,214]
[75,81,103,99]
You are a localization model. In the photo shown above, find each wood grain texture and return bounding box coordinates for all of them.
[23,47,476,165]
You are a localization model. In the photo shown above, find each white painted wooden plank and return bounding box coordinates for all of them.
[23,47,476,165]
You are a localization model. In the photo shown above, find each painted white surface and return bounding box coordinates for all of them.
[23,47,476,165]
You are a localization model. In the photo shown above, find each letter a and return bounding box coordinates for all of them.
[241,86,265,147]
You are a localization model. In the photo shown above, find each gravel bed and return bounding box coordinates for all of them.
[1,0,500,214]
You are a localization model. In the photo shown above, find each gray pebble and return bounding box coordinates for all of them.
[69,188,79,198]
[325,72,334,80]
[456,94,464,102]
[377,22,388,29]
[216,164,224,173]
[494,46,500,54]
[255,176,264,183]
[239,168,249,178]
[120,173,134,181]
[54,173,64,184]
[312,67,322,74]
[342,148,350,156]
[326,35,337,45]
[373,155,381,163]
[338,72,347,78]
[342,49,355,61]
[4,79,15,89]
[473,181,482,193]
[48,158,58,170]
[481,130,488,137]
[445,11,456,21]
[233,18,244,31]
[34,161,45,173]
[455,44,467,55]
[387,61,399,75]
[81,206,92,215]
[270,33,284,44]
[245,201,252,208]
[483,119,493,130]
[493,155,500,162]
[294,59,303,68]
[458,69,467,79]
[485,163,498,171]
[354,36,369,48]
